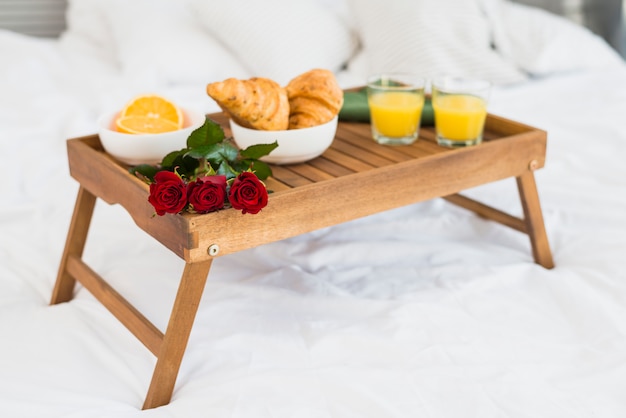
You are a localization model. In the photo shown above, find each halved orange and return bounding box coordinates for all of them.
[119,94,183,130]
[116,115,181,134]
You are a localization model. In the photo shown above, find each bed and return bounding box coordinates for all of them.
[1,0,626,417]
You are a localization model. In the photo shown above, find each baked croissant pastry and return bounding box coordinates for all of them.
[286,69,344,129]
[206,77,289,130]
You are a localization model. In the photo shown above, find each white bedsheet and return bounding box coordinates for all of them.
[2,3,626,417]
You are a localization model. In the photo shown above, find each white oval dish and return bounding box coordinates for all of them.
[229,116,338,165]
[98,108,206,165]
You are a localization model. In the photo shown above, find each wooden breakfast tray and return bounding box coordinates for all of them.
[51,111,554,409]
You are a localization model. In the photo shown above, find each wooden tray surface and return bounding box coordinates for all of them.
[66,112,546,262]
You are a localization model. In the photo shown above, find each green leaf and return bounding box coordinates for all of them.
[161,149,188,168]
[220,141,240,162]
[185,143,224,161]
[187,117,225,148]
[248,160,272,180]
[233,159,272,180]
[239,141,279,160]
[186,142,240,168]
[129,164,159,183]
[216,160,239,180]
[161,153,200,180]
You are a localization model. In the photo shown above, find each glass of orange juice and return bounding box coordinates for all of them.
[367,73,426,145]
[431,77,491,148]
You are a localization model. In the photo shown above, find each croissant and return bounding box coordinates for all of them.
[206,77,289,130]
[286,69,344,129]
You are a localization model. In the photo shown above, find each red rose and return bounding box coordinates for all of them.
[187,175,227,214]
[148,171,188,216]
[229,171,268,214]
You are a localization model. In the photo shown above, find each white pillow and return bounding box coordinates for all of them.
[345,0,527,85]
[104,0,250,87]
[482,0,625,76]
[63,0,117,65]
[189,0,359,85]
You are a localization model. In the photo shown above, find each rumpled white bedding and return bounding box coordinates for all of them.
[2,1,626,417]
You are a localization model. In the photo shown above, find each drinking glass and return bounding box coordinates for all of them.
[431,77,491,147]
[367,73,426,146]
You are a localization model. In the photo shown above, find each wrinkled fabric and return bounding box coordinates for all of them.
[1,13,626,418]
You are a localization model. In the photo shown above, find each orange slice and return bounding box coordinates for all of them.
[116,115,181,134]
[119,94,183,129]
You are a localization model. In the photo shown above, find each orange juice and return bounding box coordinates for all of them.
[368,91,424,139]
[433,94,487,141]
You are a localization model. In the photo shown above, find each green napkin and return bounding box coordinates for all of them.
[339,88,434,126]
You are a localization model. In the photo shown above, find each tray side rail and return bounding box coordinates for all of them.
[66,136,193,260]
[187,128,547,262]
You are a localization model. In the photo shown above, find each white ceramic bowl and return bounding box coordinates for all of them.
[98,108,206,165]
[229,116,338,165]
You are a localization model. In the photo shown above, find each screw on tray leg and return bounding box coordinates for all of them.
[207,244,220,257]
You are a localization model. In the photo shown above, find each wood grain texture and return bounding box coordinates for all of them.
[67,112,549,264]
[142,260,213,410]
[66,136,192,259]
[50,186,96,304]
[443,193,527,233]
[187,113,548,262]
[517,171,555,268]
[66,254,164,355]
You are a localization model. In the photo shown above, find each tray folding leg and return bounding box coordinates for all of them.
[516,171,554,269]
[51,186,96,304]
[50,139,554,411]
[443,171,554,269]
[50,185,215,409]
[142,259,213,410]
